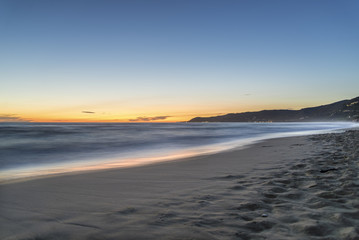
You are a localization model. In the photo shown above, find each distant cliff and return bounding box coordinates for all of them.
[189,96,359,122]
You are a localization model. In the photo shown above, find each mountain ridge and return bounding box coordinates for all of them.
[189,96,359,122]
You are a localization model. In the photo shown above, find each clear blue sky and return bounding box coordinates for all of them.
[1,0,358,122]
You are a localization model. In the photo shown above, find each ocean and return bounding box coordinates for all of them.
[0,122,357,182]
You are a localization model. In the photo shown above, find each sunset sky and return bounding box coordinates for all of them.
[1,0,358,122]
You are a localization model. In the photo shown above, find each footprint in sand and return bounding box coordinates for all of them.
[212,174,246,180]
[115,207,137,215]
[229,185,246,190]
[243,220,276,232]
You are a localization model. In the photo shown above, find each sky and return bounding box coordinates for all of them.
[1,0,358,122]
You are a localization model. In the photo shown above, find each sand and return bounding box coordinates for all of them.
[0,130,358,240]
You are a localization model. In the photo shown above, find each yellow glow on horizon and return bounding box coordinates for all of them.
[0,97,323,123]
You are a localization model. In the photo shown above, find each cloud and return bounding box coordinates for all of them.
[0,114,30,122]
[129,116,170,122]
[82,111,95,114]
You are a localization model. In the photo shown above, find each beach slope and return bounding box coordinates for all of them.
[1,130,358,239]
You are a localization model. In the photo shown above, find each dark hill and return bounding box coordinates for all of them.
[189,96,359,122]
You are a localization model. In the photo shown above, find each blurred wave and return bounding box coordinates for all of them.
[0,122,357,181]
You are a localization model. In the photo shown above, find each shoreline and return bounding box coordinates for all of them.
[0,127,354,185]
[1,130,358,239]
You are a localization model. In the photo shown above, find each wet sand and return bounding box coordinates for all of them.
[0,130,358,240]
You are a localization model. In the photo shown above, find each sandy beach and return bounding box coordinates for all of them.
[0,129,358,240]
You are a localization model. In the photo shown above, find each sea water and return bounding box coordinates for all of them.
[0,122,357,182]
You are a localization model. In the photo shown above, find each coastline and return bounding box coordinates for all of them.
[1,124,355,185]
[0,130,358,239]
